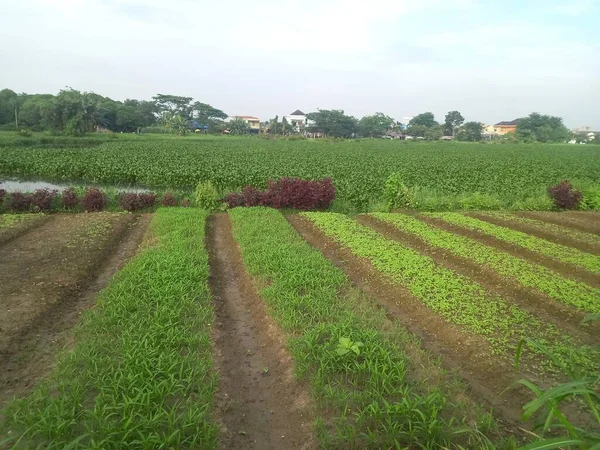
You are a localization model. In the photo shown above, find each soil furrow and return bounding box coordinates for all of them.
[0,214,50,247]
[358,215,599,342]
[417,215,600,290]
[468,212,600,255]
[287,214,527,426]
[206,213,314,450]
[0,213,151,411]
[517,212,600,235]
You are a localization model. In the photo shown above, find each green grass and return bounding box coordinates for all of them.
[477,212,600,247]
[0,213,42,229]
[370,213,600,314]
[229,207,499,449]
[1,208,217,449]
[426,212,600,273]
[302,212,599,376]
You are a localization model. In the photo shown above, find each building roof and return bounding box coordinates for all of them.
[235,116,260,120]
[289,110,305,116]
[494,119,522,126]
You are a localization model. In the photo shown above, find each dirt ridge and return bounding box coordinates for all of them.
[517,212,600,235]
[206,213,314,450]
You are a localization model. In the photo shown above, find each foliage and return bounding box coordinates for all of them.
[0,188,5,206]
[81,188,107,212]
[579,185,600,211]
[384,173,413,211]
[161,192,178,206]
[227,118,249,135]
[61,188,79,210]
[306,109,358,138]
[457,122,484,142]
[409,112,438,128]
[516,113,570,143]
[31,188,58,212]
[17,129,32,137]
[444,111,465,136]
[304,212,599,375]
[358,112,395,137]
[0,209,218,448]
[548,180,582,210]
[195,181,220,210]
[424,124,444,140]
[335,337,364,356]
[230,207,496,448]
[1,136,600,211]
[226,178,336,210]
[118,192,157,211]
[7,191,32,212]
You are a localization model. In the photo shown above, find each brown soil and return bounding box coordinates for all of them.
[206,213,314,450]
[518,212,600,235]
[0,213,151,410]
[468,212,600,255]
[359,215,600,343]
[287,214,529,426]
[0,215,49,247]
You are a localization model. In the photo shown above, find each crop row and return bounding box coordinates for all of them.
[302,212,600,376]
[370,213,600,314]
[427,212,600,273]
[478,212,600,247]
[1,209,217,449]
[2,138,600,208]
[228,207,496,449]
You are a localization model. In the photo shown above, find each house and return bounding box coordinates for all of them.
[494,119,522,135]
[283,109,309,132]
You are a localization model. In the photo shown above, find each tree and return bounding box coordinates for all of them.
[152,94,193,123]
[444,110,464,136]
[456,122,483,141]
[0,89,18,126]
[192,101,227,125]
[41,88,101,135]
[516,113,570,143]
[228,118,249,135]
[167,114,189,136]
[306,109,358,138]
[358,112,395,137]
[408,112,437,128]
[18,94,53,130]
[424,124,444,140]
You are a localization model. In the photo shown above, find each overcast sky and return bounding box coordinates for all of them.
[1,0,599,128]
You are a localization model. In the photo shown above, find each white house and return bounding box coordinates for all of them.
[283,110,310,133]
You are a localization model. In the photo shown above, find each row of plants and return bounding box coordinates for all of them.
[228,207,503,449]
[427,212,600,273]
[302,212,599,376]
[1,137,599,210]
[478,212,600,247]
[370,213,600,314]
[0,209,217,449]
[0,187,190,213]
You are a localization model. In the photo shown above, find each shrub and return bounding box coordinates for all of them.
[31,188,58,212]
[547,180,582,210]
[579,185,600,211]
[0,188,6,206]
[61,188,79,210]
[8,192,32,212]
[384,173,413,211]
[81,188,107,212]
[195,181,220,210]
[225,178,336,210]
[161,192,178,207]
[510,196,554,211]
[181,198,191,207]
[18,129,32,137]
[119,192,157,212]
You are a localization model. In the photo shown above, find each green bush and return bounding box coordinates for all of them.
[384,172,413,211]
[195,181,220,210]
[510,195,554,211]
[580,185,600,211]
[17,129,32,137]
[456,192,502,210]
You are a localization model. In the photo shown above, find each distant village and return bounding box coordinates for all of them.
[220,110,597,143]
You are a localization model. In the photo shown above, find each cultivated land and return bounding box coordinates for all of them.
[1,134,600,210]
[0,208,598,449]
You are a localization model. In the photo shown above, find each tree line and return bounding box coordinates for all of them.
[0,87,574,142]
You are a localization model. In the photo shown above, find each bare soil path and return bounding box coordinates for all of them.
[518,212,600,235]
[287,214,529,426]
[0,213,151,410]
[207,213,314,450]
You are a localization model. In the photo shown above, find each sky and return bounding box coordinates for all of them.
[1,0,599,128]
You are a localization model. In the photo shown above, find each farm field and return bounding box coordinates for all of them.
[0,208,599,448]
[2,134,600,210]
